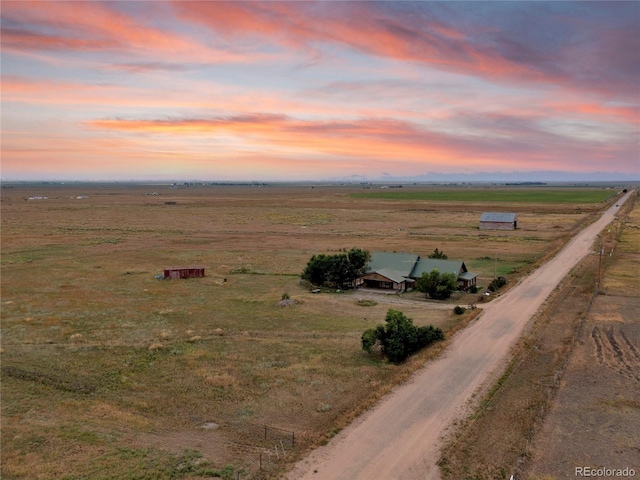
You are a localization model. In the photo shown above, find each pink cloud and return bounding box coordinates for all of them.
[172,2,576,91]
[1,0,257,64]
[172,1,639,102]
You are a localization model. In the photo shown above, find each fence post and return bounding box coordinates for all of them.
[292,431,295,447]
[264,424,267,440]
[259,453,262,470]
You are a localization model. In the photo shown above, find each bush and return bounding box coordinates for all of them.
[469,285,478,294]
[361,309,444,363]
[428,248,448,259]
[453,306,466,315]
[281,292,290,300]
[357,299,378,306]
[488,276,507,292]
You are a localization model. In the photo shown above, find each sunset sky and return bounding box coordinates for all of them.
[2,1,639,181]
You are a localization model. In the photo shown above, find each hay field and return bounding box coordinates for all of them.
[0,183,622,479]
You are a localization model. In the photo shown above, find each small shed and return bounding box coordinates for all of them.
[479,212,518,230]
[163,266,205,279]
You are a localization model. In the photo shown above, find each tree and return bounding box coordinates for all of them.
[428,248,448,259]
[302,248,370,289]
[361,309,444,363]
[302,254,332,286]
[415,269,458,300]
[347,247,370,280]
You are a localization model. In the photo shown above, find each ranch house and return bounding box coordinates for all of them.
[357,251,477,293]
[479,212,518,230]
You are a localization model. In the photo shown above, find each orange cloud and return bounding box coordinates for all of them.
[78,114,551,172]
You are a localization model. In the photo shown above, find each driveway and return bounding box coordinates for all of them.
[288,192,633,480]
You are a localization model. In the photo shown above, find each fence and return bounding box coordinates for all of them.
[233,424,296,479]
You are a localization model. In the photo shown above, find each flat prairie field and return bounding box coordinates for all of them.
[0,183,623,479]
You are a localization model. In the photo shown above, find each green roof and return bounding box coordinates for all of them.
[375,268,413,284]
[367,252,419,278]
[365,251,476,282]
[459,271,478,280]
[410,258,464,278]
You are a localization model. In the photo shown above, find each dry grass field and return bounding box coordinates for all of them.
[0,183,626,479]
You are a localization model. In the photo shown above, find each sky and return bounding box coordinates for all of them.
[1,0,639,182]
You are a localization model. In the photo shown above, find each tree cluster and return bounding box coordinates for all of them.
[302,248,371,289]
[415,269,458,300]
[361,309,445,363]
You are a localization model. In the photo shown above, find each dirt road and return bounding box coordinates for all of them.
[289,192,633,480]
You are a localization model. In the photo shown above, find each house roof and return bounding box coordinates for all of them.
[374,268,413,284]
[480,212,517,223]
[458,271,478,280]
[410,258,464,278]
[365,251,477,283]
[367,251,419,278]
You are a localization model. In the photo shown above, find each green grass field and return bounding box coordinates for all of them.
[351,188,617,203]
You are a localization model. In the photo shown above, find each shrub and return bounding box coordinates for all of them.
[428,248,448,259]
[453,306,466,315]
[469,285,478,294]
[281,292,290,300]
[361,309,444,363]
[488,276,507,292]
[357,299,378,307]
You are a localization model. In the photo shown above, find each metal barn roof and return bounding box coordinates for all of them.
[480,212,517,223]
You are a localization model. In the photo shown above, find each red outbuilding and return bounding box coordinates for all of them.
[163,266,205,279]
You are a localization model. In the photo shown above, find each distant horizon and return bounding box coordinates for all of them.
[2,1,638,181]
[2,170,638,186]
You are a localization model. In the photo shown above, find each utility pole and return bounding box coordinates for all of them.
[597,244,604,293]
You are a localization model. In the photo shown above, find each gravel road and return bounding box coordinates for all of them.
[289,191,633,480]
